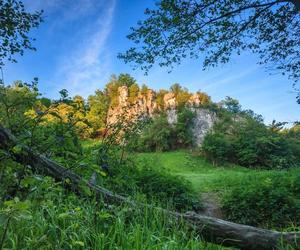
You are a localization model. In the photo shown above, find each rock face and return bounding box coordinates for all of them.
[188,93,201,106]
[107,86,216,146]
[190,108,216,146]
[164,92,176,108]
[118,86,128,107]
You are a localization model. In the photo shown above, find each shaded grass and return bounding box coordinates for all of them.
[0,184,230,250]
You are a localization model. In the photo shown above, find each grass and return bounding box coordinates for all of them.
[0,178,229,250]
[2,142,299,249]
[135,150,300,194]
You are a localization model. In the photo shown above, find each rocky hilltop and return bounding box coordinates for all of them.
[107,86,216,146]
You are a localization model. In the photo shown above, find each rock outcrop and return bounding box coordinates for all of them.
[106,86,216,146]
[190,108,216,145]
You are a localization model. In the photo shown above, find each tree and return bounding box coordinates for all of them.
[119,0,300,82]
[0,0,43,66]
[0,80,39,133]
[140,84,150,96]
[104,73,137,107]
[170,83,191,107]
[196,91,211,105]
[222,96,241,114]
[156,89,168,109]
[117,73,137,87]
[87,90,109,137]
[128,83,140,103]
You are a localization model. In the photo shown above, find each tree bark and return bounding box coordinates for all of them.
[0,125,299,250]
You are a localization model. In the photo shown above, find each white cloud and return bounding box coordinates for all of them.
[51,0,116,97]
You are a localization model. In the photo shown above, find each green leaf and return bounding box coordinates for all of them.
[73,241,85,247]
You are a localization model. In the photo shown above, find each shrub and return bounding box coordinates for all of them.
[173,107,195,148]
[202,110,298,169]
[131,108,195,152]
[132,114,173,152]
[201,132,233,165]
[91,143,201,212]
[222,175,300,228]
[135,167,202,211]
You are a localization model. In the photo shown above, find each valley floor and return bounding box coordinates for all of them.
[135,150,300,193]
[135,150,300,220]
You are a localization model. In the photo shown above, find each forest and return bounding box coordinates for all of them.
[1,0,300,250]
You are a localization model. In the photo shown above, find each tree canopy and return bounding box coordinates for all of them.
[0,0,43,66]
[119,0,300,83]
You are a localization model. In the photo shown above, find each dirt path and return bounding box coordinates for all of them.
[199,192,223,219]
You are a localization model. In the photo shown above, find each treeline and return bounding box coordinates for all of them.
[129,95,300,169]
[202,97,300,169]
[0,74,212,138]
[0,74,203,212]
[1,74,299,170]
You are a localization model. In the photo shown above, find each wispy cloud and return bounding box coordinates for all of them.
[202,65,258,92]
[51,0,116,97]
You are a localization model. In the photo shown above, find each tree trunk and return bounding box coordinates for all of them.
[0,125,299,250]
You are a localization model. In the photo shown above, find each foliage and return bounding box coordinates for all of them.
[170,83,191,107]
[135,151,300,231]
[104,74,137,107]
[196,91,212,106]
[284,126,300,163]
[174,107,195,147]
[202,100,299,169]
[128,83,140,104]
[134,167,202,211]
[0,174,220,250]
[0,0,43,66]
[119,0,300,83]
[155,89,168,109]
[87,90,109,137]
[130,108,196,152]
[0,197,31,249]
[202,133,233,165]
[0,80,39,134]
[221,96,241,114]
[0,82,84,159]
[222,175,300,228]
[134,113,173,152]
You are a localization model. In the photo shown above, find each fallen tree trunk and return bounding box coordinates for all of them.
[0,125,299,250]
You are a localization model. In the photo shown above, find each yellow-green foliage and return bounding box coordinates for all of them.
[155,89,168,109]
[128,83,140,104]
[196,91,211,105]
[87,90,109,137]
[0,81,39,133]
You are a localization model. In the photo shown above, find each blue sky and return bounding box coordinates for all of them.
[2,0,299,124]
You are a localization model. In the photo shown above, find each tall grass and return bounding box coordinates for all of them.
[0,189,228,250]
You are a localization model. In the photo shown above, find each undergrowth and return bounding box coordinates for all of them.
[0,176,226,250]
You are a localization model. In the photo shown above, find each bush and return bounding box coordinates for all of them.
[131,108,195,152]
[202,110,298,169]
[201,133,233,165]
[87,142,201,212]
[136,114,173,152]
[174,107,195,147]
[134,167,202,211]
[222,175,300,228]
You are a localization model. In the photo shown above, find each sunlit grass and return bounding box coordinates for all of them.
[135,150,300,193]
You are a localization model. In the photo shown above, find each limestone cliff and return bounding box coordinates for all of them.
[106,86,216,146]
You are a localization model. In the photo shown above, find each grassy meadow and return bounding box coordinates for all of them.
[135,150,300,193]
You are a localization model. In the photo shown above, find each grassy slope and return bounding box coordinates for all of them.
[135,150,300,194]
